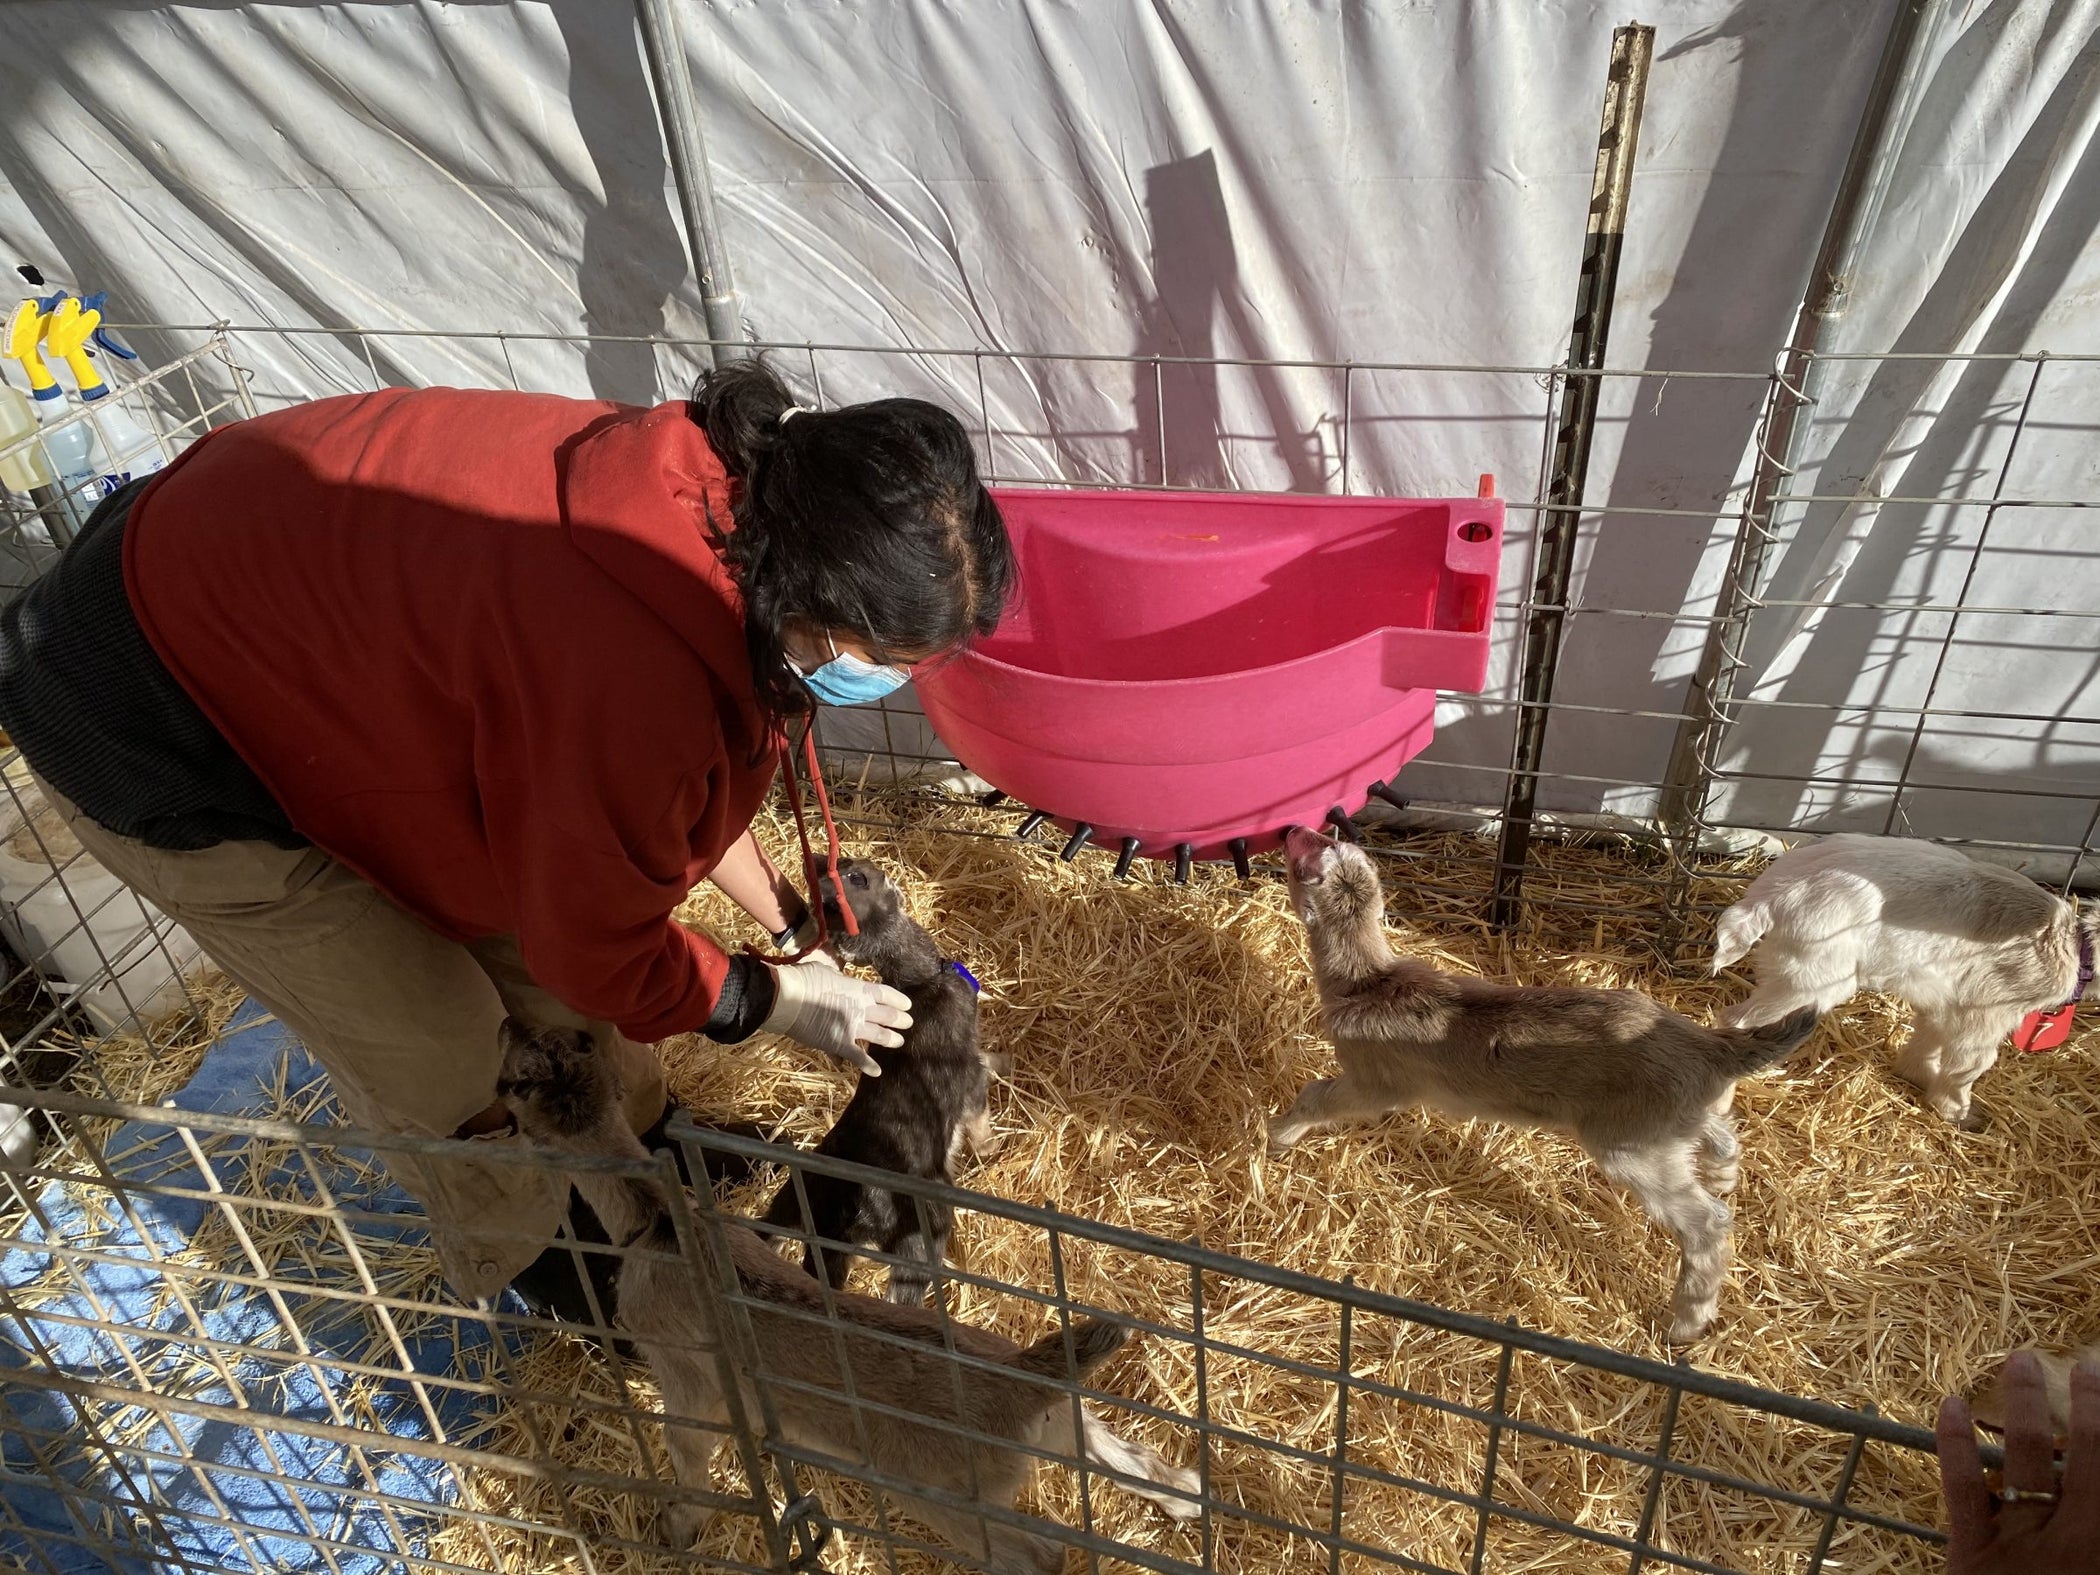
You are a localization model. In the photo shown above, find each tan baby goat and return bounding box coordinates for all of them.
[1268,829,1818,1344]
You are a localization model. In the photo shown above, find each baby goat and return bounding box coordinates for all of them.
[1269,828,1818,1344]
[1713,833,2095,1129]
[496,1019,1198,1570]
[762,856,1000,1303]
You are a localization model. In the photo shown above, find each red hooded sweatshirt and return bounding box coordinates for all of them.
[122,388,777,1042]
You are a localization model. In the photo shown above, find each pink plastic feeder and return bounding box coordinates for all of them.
[915,485,1504,868]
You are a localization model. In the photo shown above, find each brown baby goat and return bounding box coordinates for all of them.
[1268,829,1818,1344]
[494,1018,1199,1571]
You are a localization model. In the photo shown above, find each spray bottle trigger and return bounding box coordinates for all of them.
[91,326,138,361]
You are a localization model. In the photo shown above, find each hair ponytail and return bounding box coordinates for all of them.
[691,357,799,478]
[688,355,1015,722]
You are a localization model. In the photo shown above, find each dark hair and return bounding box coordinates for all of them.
[690,357,1014,719]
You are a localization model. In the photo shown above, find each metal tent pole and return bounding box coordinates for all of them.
[1654,0,1947,868]
[634,0,746,364]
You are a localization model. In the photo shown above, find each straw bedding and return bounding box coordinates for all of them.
[66,793,2100,1572]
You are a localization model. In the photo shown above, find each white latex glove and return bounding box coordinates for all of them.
[761,959,911,1076]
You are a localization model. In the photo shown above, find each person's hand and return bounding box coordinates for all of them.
[1938,1349,2100,1574]
[760,957,911,1077]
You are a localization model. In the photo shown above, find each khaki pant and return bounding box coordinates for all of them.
[43,782,667,1301]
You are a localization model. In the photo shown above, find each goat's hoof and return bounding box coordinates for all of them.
[661,1502,714,1550]
[1666,1313,1715,1347]
[1158,1466,1205,1522]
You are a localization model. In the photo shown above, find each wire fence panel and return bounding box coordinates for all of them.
[0,321,2084,1572]
[45,321,2094,940]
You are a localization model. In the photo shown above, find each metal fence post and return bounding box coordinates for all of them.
[650,1149,805,1570]
[1489,24,1654,930]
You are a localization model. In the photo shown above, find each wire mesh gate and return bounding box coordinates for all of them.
[0,1082,1945,1575]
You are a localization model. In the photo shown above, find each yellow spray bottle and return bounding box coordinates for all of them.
[41,292,166,494]
[2,296,98,540]
[1,298,58,495]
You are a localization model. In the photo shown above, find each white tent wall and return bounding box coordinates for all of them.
[1,0,2095,860]
[1707,0,2100,860]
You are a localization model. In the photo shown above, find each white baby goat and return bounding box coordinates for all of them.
[1713,833,2095,1129]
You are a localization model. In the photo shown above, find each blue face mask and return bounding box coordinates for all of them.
[792,642,912,707]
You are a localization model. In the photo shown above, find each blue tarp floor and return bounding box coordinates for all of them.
[0,1000,528,1575]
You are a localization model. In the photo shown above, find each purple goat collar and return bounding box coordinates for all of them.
[947,959,982,996]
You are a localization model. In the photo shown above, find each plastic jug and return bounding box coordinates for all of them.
[0,382,55,495]
[79,392,165,498]
[28,385,99,539]
[0,762,203,1034]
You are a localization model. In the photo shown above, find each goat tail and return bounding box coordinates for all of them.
[1007,1317,1129,1383]
[1719,1005,1821,1073]
[1710,899,1771,974]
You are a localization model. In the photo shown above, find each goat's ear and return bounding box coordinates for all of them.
[1339,845,1383,900]
[548,1026,596,1067]
[497,1016,534,1063]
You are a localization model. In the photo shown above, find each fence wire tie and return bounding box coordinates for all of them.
[781,1491,835,1572]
